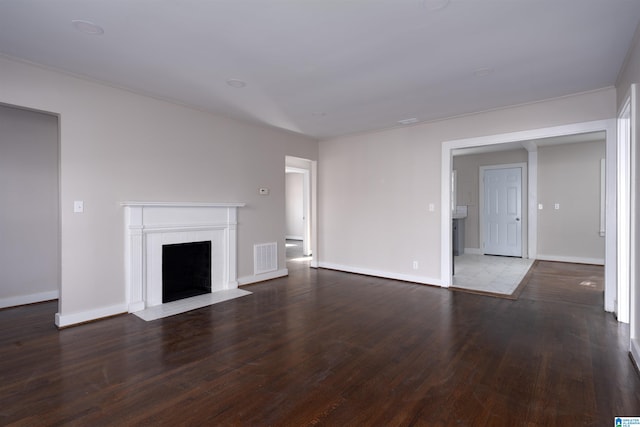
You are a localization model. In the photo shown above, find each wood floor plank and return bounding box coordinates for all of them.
[0,261,638,426]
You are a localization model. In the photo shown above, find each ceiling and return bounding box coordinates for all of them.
[1,1,639,140]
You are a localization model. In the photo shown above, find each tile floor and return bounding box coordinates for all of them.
[452,253,534,295]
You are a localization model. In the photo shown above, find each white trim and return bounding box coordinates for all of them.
[631,339,640,372]
[600,158,606,237]
[55,303,127,328]
[0,290,59,309]
[618,91,633,324]
[121,201,245,208]
[238,268,289,286]
[478,162,528,258]
[535,255,605,265]
[527,149,539,258]
[442,119,617,313]
[318,262,442,287]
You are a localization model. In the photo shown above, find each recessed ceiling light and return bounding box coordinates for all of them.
[473,67,494,77]
[226,79,247,88]
[72,20,104,35]
[398,118,419,125]
[424,0,450,11]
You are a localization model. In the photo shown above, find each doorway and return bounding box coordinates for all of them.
[285,156,316,266]
[0,104,60,309]
[441,119,617,314]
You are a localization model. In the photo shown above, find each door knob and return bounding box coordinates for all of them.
[515,218,520,221]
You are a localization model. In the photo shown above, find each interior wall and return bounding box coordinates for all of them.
[319,88,616,284]
[0,104,59,307]
[537,140,606,263]
[453,149,528,251]
[0,56,318,324]
[285,173,304,239]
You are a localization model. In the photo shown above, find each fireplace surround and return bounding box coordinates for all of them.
[122,202,245,313]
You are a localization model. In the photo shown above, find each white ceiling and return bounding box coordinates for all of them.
[0,0,639,139]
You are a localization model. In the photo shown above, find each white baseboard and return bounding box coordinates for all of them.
[464,248,482,255]
[536,254,605,265]
[238,268,288,286]
[55,303,128,328]
[631,339,640,372]
[318,262,442,287]
[285,235,303,241]
[0,290,59,309]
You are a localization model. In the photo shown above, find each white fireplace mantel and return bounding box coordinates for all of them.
[122,201,245,313]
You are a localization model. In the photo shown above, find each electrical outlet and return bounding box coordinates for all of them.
[73,201,84,213]
[554,203,560,210]
[412,261,419,270]
[259,188,270,195]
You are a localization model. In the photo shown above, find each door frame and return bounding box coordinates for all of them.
[479,163,528,258]
[441,119,617,314]
[285,155,318,266]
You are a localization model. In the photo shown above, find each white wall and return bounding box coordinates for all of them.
[286,172,304,239]
[537,140,606,263]
[453,149,528,250]
[319,88,616,284]
[0,56,317,324]
[0,105,59,307]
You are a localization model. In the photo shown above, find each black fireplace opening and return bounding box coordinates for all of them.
[162,240,212,303]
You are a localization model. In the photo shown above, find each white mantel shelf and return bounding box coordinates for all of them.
[121,201,246,208]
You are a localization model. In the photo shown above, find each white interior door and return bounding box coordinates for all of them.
[483,167,522,257]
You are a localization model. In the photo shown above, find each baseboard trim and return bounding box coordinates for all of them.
[238,268,288,286]
[318,262,442,287]
[464,248,482,255]
[631,339,640,375]
[55,303,128,328]
[536,254,605,265]
[0,290,59,309]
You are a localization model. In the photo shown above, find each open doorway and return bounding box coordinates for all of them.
[450,135,606,298]
[285,156,316,266]
[0,103,60,310]
[441,119,617,313]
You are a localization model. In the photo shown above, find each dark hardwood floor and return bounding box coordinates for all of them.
[1,261,639,426]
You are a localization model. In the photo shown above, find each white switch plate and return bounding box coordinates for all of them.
[412,261,419,270]
[554,203,560,210]
[73,201,84,213]
[538,203,544,210]
[428,203,435,212]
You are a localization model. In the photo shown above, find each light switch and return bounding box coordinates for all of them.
[428,203,435,212]
[74,201,84,213]
[554,203,560,210]
[538,203,544,210]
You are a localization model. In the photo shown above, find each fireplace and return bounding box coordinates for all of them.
[162,240,212,303]
[122,202,245,312]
